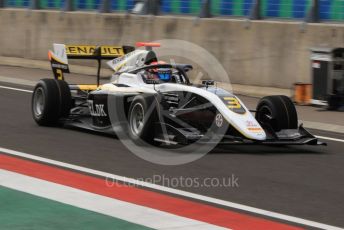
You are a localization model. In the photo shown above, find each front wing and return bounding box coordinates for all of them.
[154,124,326,146]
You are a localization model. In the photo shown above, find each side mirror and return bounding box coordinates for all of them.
[202,80,215,86]
[183,65,193,72]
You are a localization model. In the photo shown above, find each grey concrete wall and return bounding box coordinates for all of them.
[0,9,344,88]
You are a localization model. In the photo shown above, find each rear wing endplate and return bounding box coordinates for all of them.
[48,44,135,85]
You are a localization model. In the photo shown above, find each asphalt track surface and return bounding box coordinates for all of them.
[0,76,344,229]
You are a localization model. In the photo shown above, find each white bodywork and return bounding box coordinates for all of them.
[105,71,267,141]
[105,48,266,140]
[157,84,266,140]
[49,44,68,64]
[107,49,150,72]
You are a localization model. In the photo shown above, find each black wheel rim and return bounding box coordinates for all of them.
[257,105,276,129]
[33,87,45,118]
[130,103,145,136]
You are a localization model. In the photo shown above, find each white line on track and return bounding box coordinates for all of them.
[0,146,343,230]
[316,135,344,143]
[0,85,33,93]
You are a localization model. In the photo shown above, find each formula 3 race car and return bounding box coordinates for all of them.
[31,42,325,146]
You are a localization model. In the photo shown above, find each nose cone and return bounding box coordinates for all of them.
[222,113,267,141]
[240,118,267,141]
[245,127,266,140]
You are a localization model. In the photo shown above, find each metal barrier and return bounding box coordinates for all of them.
[161,0,201,15]
[2,0,344,22]
[5,0,30,8]
[262,0,311,19]
[319,0,344,21]
[212,0,254,16]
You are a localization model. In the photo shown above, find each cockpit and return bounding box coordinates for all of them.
[130,63,192,85]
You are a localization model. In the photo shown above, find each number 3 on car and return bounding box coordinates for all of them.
[223,97,241,109]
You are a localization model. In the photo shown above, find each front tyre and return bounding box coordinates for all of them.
[128,95,157,144]
[32,79,71,126]
[255,95,298,132]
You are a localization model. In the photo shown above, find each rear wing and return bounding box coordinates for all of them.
[48,44,135,85]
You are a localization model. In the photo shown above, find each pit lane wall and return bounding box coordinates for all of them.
[0,9,344,89]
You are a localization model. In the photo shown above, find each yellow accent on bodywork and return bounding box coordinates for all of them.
[65,45,124,57]
[76,85,100,91]
[56,69,63,80]
[223,97,241,109]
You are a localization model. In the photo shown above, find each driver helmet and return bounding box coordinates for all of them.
[150,61,172,82]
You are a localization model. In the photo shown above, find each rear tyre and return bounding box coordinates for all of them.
[32,79,71,126]
[128,95,157,144]
[255,95,298,132]
[56,80,72,118]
